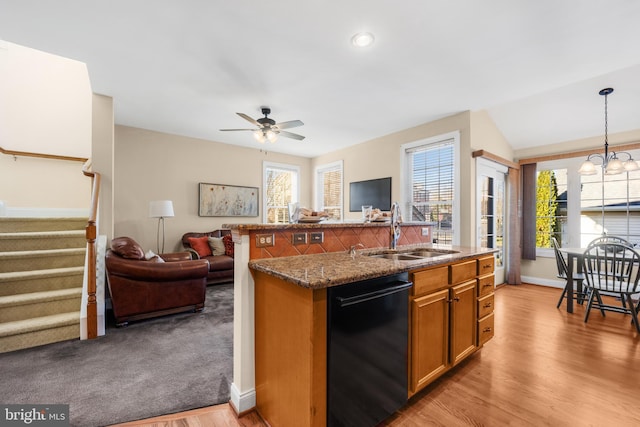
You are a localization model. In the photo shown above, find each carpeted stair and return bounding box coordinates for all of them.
[0,217,87,353]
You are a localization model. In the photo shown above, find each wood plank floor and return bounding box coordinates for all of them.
[112,284,640,427]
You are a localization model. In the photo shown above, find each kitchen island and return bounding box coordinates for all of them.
[248,243,495,425]
[222,221,495,426]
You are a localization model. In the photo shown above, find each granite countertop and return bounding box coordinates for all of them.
[249,244,497,289]
[223,221,433,230]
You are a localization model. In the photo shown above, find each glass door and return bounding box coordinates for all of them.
[477,158,507,285]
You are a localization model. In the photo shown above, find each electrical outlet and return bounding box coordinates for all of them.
[292,232,307,245]
[422,227,430,237]
[256,233,275,247]
[310,232,324,243]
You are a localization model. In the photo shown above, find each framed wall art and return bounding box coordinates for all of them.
[198,183,259,217]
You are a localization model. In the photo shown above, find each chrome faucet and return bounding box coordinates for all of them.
[390,202,401,250]
[349,243,365,257]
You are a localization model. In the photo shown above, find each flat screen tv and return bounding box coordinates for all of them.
[349,177,392,212]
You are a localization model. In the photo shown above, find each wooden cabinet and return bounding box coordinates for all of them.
[409,255,495,396]
[410,288,449,392]
[450,280,477,366]
[476,255,495,347]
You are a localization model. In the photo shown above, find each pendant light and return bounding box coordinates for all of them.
[578,88,639,175]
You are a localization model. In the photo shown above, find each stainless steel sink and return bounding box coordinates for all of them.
[367,248,459,261]
[368,253,424,261]
[405,250,458,258]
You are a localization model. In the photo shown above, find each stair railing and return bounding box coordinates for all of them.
[0,145,88,163]
[2,146,100,339]
[82,160,100,339]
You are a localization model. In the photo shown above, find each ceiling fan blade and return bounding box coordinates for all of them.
[219,128,255,132]
[279,130,305,141]
[274,120,304,130]
[236,112,261,127]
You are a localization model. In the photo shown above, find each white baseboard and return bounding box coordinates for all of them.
[230,383,256,414]
[521,276,565,289]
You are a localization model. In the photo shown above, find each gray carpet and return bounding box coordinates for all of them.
[0,283,233,427]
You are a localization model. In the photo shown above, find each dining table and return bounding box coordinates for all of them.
[558,247,587,313]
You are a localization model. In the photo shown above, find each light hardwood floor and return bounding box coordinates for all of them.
[112,284,640,427]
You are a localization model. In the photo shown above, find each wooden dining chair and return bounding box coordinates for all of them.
[552,237,586,308]
[585,235,634,295]
[581,242,640,333]
[585,235,632,251]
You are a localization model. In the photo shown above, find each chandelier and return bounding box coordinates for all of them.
[578,88,639,175]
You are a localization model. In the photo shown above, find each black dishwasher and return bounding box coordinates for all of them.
[327,273,412,427]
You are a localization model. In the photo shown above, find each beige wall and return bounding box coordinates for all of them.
[0,40,92,157]
[92,94,115,238]
[313,112,470,239]
[114,126,312,252]
[0,154,90,209]
[0,40,92,213]
[312,110,513,247]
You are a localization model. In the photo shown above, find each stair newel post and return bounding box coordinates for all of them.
[83,162,101,340]
[85,220,98,339]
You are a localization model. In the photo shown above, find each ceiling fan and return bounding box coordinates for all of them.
[220,107,305,143]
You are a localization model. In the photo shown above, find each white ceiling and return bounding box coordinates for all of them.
[2,1,640,158]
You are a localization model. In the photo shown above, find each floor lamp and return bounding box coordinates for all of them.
[149,200,174,253]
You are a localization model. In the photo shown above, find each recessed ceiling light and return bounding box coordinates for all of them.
[351,32,375,48]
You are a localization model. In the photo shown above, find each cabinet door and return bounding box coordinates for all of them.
[410,289,449,394]
[450,280,477,366]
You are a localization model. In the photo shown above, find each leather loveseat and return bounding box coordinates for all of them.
[181,229,234,285]
[105,237,210,326]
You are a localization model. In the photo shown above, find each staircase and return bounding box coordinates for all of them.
[0,217,87,353]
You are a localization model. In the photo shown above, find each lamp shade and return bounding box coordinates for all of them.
[149,200,174,218]
[623,159,640,172]
[604,158,624,175]
[577,160,598,175]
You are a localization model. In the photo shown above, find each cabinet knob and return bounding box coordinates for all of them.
[483,302,492,308]
[483,327,492,332]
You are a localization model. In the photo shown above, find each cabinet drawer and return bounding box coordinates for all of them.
[477,274,495,297]
[477,256,495,276]
[449,260,477,284]
[478,313,495,346]
[411,266,449,296]
[477,293,494,319]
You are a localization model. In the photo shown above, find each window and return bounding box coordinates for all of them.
[263,162,299,223]
[579,161,640,245]
[535,167,568,248]
[534,150,640,252]
[402,132,459,245]
[315,160,343,221]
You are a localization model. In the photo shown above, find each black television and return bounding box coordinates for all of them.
[349,177,392,212]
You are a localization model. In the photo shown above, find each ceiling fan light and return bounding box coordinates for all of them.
[266,130,277,143]
[578,160,598,175]
[253,130,266,143]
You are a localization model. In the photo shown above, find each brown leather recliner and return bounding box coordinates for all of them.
[105,237,210,326]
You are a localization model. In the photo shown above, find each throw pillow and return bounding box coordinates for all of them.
[111,237,145,260]
[222,234,234,258]
[208,237,226,256]
[148,255,165,263]
[145,249,165,263]
[188,236,212,257]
